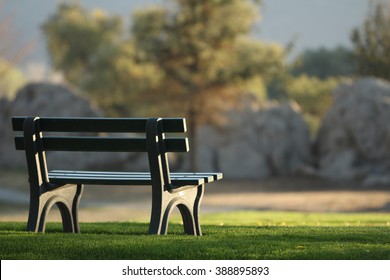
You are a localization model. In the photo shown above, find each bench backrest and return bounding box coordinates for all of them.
[12,116,188,189]
[12,117,188,152]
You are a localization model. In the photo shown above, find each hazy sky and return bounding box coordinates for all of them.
[3,0,374,76]
[259,0,370,52]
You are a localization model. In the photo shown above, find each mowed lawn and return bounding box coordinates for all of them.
[1,211,390,260]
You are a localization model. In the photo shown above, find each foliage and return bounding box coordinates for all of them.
[42,4,122,85]
[351,1,390,81]
[270,75,341,135]
[284,46,356,135]
[42,4,161,116]
[291,46,356,79]
[0,0,28,98]
[0,57,26,99]
[131,0,286,169]
[131,0,285,122]
[285,75,340,118]
[289,75,341,135]
[79,41,163,116]
[1,211,390,259]
[42,1,286,141]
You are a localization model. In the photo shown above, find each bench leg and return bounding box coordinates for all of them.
[193,184,204,236]
[71,184,84,233]
[148,184,205,236]
[26,184,83,233]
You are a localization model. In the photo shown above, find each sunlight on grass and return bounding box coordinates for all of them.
[170,211,390,227]
[1,211,390,260]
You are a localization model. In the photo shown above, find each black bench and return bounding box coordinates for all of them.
[12,116,223,235]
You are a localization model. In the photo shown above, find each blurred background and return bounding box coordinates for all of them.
[1,0,390,222]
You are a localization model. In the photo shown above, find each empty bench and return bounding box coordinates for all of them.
[12,116,223,235]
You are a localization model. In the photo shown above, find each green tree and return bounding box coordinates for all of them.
[292,46,356,79]
[42,1,286,170]
[284,75,341,135]
[132,0,285,170]
[0,0,28,98]
[42,4,122,86]
[42,4,160,116]
[351,1,390,81]
[0,57,26,99]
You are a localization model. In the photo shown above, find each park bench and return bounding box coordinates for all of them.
[12,116,222,235]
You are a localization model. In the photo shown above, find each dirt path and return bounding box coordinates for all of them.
[1,177,390,222]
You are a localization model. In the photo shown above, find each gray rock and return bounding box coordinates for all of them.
[195,97,314,179]
[0,83,145,171]
[315,77,390,185]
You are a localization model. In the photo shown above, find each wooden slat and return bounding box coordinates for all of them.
[50,170,152,176]
[48,171,205,186]
[44,137,147,152]
[170,177,205,186]
[49,175,152,186]
[49,177,203,187]
[49,170,222,183]
[12,117,187,133]
[14,136,189,152]
[172,172,223,181]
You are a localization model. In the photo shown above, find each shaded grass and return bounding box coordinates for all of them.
[1,211,390,260]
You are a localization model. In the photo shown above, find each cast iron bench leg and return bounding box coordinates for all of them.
[26,184,83,233]
[148,184,205,236]
[193,184,205,236]
[71,184,84,233]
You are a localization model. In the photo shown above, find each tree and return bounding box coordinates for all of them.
[42,4,160,116]
[42,4,122,86]
[351,1,390,81]
[0,0,28,98]
[291,46,356,79]
[132,0,285,170]
[42,1,286,170]
[0,57,26,99]
[284,75,341,135]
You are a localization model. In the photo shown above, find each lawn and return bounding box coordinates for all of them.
[1,211,390,260]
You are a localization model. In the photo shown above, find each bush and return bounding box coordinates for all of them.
[285,75,342,135]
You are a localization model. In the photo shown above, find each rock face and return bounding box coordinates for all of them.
[315,78,390,186]
[0,83,128,170]
[0,82,174,173]
[195,98,314,179]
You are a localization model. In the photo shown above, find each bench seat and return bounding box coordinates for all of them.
[49,170,222,188]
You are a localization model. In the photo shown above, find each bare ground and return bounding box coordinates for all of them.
[1,170,390,222]
[0,172,390,222]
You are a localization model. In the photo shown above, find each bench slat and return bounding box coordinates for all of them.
[49,170,222,183]
[14,136,189,152]
[49,173,205,186]
[12,117,187,133]
[49,175,152,185]
[49,177,204,187]
[172,172,224,181]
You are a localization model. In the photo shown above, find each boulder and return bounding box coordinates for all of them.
[0,83,148,171]
[195,97,314,179]
[315,77,390,186]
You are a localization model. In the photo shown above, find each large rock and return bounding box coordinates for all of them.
[194,97,314,179]
[0,83,148,171]
[315,78,390,186]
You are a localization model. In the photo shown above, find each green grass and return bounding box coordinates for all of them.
[178,211,390,227]
[1,211,390,260]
